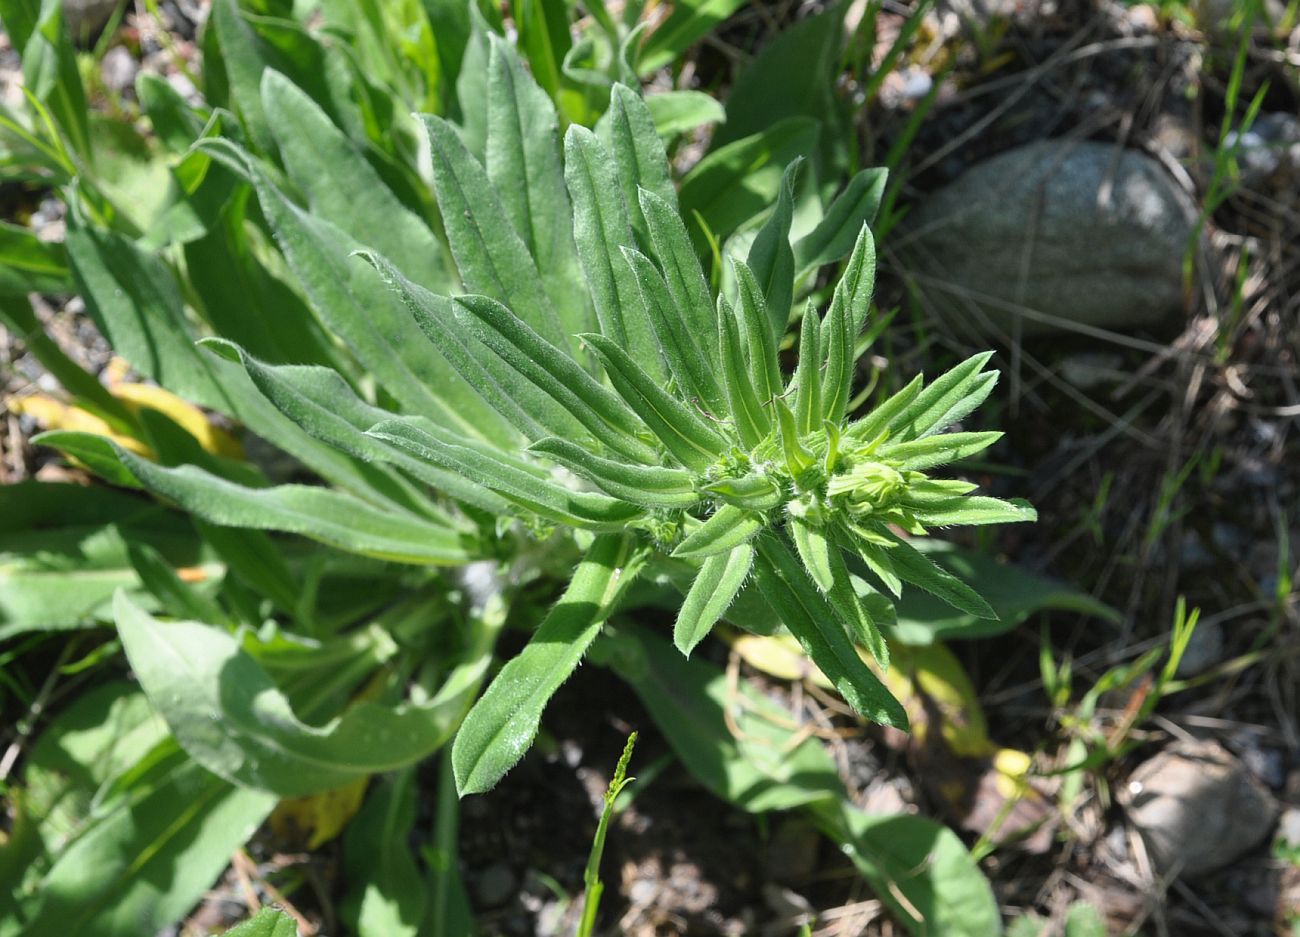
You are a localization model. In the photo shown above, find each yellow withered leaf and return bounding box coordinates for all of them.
[269,777,370,850]
[9,394,151,455]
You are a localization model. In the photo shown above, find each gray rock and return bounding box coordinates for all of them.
[1174,619,1224,677]
[100,45,137,94]
[474,861,517,907]
[63,0,121,46]
[898,140,1201,337]
[1122,739,1279,878]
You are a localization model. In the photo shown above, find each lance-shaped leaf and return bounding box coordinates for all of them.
[880,431,1003,471]
[564,125,665,380]
[622,247,726,415]
[639,188,717,363]
[753,534,907,728]
[791,515,834,592]
[423,114,568,351]
[746,159,799,336]
[845,373,923,441]
[261,70,453,293]
[824,534,890,667]
[581,333,727,472]
[115,594,473,796]
[793,304,822,435]
[451,293,655,462]
[674,542,755,656]
[908,496,1036,528]
[484,33,592,350]
[208,340,510,514]
[367,418,644,530]
[599,83,676,242]
[732,261,783,409]
[36,432,481,565]
[529,438,698,509]
[851,533,904,597]
[701,473,783,511]
[672,505,764,560]
[822,226,877,423]
[717,297,770,448]
[793,168,887,276]
[882,532,998,619]
[454,534,644,795]
[201,142,471,430]
[887,352,996,441]
[356,251,566,444]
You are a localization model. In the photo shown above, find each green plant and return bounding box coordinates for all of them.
[0,2,1050,934]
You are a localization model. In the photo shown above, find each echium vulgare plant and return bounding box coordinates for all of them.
[35,34,1033,799]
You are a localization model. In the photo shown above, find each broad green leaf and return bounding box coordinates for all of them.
[890,540,1120,645]
[423,114,567,350]
[674,543,753,655]
[115,594,473,796]
[208,0,343,156]
[221,909,301,937]
[622,247,726,415]
[37,433,480,565]
[882,532,997,620]
[509,0,569,101]
[261,70,453,292]
[529,438,698,509]
[0,220,70,295]
[215,144,478,428]
[342,769,426,937]
[13,739,273,937]
[644,90,726,139]
[794,168,887,275]
[484,33,591,352]
[181,194,340,368]
[581,332,727,472]
[564,125,665,381]
[753,534,907,727]
[602,623,842,811]
[450,0,491,155]
[811,803,1002,937]
[0,481,206,639]
[672,505,763,560]
[711,4,845,154]
[453,534,644,795]
[881,431,1003,471]
[368,417,645,530]
[136,72,207,154]
[637,0,748,73]
[745,159,799,336]
[678,116,819,253]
